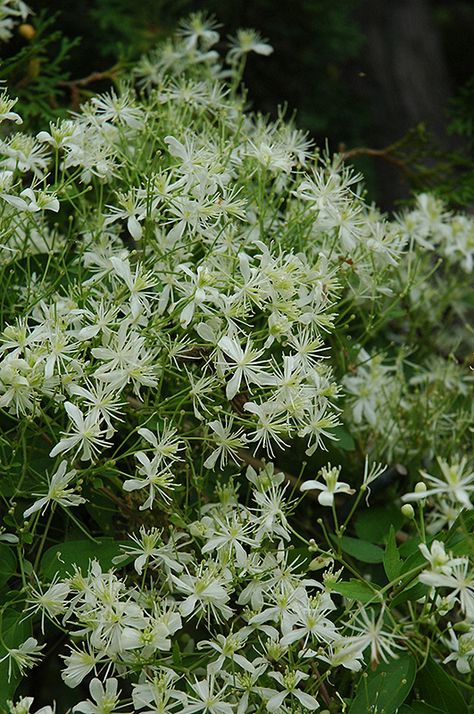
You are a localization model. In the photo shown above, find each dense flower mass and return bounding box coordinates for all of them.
[0,9,473,713]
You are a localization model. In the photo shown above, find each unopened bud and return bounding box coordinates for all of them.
[18,23,36,41]
[415,482,427,494]
[401,504,415,519]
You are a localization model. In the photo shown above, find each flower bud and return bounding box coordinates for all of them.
[401,504,415,519]
[18,24,36,41]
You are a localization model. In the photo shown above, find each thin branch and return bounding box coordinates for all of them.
[339,144,409,173]
[58,65,121,89]
[58,64,122,109]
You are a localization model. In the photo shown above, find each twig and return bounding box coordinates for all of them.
[311,663,332,707]
[58,65,121,109]
[339,144,408,173]
[58,65,121,89]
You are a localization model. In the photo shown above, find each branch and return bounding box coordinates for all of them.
[339,144,409,173]
[58,65,121,89]
[58,64,122,109]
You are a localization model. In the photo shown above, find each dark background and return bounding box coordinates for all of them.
[5,0,474,207]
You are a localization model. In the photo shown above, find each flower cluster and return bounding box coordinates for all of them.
[0,12,472,713]
[15,465,404,713]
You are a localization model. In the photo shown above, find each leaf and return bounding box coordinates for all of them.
[415,656,468,714]
[399,704,445,713]
[331,425,355,451]
[338,535,384,563]
[0,608,32,706]
[40,538,126,579]
[444,509,474,557]
[349,653,416,714]
[384,526,402,582]
[355,505,404,544]
[391,582,429,608]
[0,544,17,589]
[329,579,380,603]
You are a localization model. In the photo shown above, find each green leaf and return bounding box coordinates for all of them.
[355,505,404,543]
[399,704,445,714]
[338,535,384,563]
[329,579,380,603]
[384,526,402,582]
[0,544,17,589]
[0,608,32,706]
[349,653,417,714]
[40,538,126,579]
[391,582,429,608]
[415,656,468,714]
[331,425,355,451]
[85,491,116,533]
[444,510,474,557]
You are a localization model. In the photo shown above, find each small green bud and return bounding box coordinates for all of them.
[401,504,415,519]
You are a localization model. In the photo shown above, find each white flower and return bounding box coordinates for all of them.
[23,460,85,519]
[418,540,453,575]
[177,12,220,50]
[61,644,104,689]
[73,678,121,714]
[7,697,55,714]
[420,558,474,620]
[90,91,144,129]
[181,676,233,714]
[244,401,288,457]
[49,402,111,462]
[198,633,255,675]
[0,90,22,124]
[280,592,337,648]
[69,380,124,438]
[0,637,44,681]
[1,187,59,213]
[131,668,186,712]
[137,420,184,466]
[263,668,319,712]
[402,457,474,508]
[227,29,273,63]
[314,635,365,671]
[201,513,255,567]
[301,463,354,507]
[24,576,70,632]
[204,417,247,470]
[104,193,147,241]
[172,564,233,622]
[217,336,275,400]
[443,626,474,674]
[347,608,404,667]
[123,459,176,510]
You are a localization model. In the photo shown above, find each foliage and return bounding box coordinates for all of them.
[0,12,472,714]
[0,8,78,130]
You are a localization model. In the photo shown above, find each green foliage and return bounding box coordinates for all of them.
[0,7,472,713]
[0,610,32,708]
[383,526,402,581]
[0,11,79,130]
[415,657,468,714]
[349,653,417,714]
[40,538,127,580]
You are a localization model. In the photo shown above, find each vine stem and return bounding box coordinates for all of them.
[33,506,55,574]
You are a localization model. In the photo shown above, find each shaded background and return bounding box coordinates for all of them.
[4,0,474,206]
